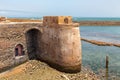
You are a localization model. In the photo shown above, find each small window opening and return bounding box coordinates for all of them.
[15,44,25,56]
[64,18,69,24]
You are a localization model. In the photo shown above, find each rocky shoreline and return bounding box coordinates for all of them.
[81,38,120,47]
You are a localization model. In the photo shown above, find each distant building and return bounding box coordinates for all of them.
[0,16,7,22]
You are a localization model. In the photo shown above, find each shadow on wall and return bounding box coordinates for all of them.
[25,29,41,60]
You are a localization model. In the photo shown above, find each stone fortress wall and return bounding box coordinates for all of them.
[0,16,81,73]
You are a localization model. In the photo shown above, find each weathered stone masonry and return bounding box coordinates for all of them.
[0,16,81,72]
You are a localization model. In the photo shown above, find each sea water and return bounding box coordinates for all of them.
[73,17,120,21]
[80,26,120,79]
[80,26,120,44]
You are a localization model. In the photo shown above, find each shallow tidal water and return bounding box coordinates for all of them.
[80,26,120,44]
[81,26,120,79]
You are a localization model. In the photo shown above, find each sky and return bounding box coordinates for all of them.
[0,0,120,17]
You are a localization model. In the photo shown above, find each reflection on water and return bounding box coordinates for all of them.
[106,68,109,80]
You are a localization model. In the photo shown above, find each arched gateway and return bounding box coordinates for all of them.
[25,29,41,60]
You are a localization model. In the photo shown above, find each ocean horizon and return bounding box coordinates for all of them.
[7,16,120,21]
[73,17,120,21]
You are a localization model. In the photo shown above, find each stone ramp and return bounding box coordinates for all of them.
[0,61,29,78]
[0,60,100,80]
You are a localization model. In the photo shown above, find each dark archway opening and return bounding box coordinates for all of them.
[15,44,25,56]
[26,29,41,60]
